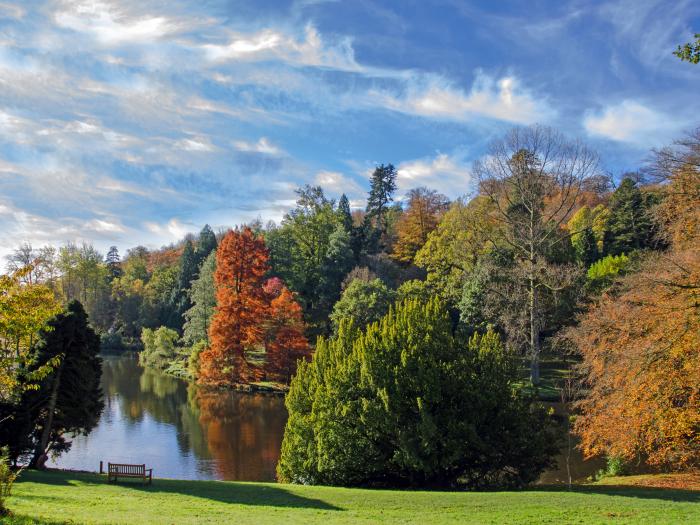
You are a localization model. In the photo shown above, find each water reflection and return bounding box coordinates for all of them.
[52,356,603,484]
[51,356,287,481]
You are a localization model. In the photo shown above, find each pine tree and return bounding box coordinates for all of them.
[337,194,353,233]
[366,164,397,239]
[169,240,198,330]
[195,224,217,265]
[105,246,122,280]
[25,301,103,468]
[604,178,660,256]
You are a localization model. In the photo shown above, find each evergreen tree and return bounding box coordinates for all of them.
[105,246,122,280]
[604,178,660,256]
[318,224,355,328]
[329,278,395,333]
[24,301,103,468]
[183,251,217,346]
[366,164,397,240]
[195,224,217,265]
[278,298,557,488]
[337,194,353,233]
[169,240,198,330]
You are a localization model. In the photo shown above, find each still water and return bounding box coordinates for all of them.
[52,355,603,483]
[51,356,287,481]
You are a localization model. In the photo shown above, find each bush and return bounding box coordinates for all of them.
[278,298,558,489]
[0,447,19,516]
[100,332,127,354]
[139,327,181,370]
[586,253,630,293]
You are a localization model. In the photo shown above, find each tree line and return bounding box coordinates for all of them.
[1,124,697,488]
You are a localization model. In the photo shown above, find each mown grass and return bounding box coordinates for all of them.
[2,470,698,525]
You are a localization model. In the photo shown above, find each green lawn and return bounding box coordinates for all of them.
[3,470,698,525]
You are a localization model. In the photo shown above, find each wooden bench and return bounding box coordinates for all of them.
[107,463,153,484]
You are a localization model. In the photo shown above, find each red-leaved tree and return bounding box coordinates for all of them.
[199,227,270,385]
[198,229,310,386]
[264,280,310,383]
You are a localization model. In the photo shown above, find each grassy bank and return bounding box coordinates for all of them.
[3,470,699,525]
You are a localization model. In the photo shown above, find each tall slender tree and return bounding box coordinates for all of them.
[473,125,599,383]
[366,164,397,241]
[199,228,270,385]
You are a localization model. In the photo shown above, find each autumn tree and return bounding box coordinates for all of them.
[0,268,61,401]
[392,187,449,264]
[473,125,600,383]
[198,227,269,385]
[263,279,310,383]
[570,136,700,469]
[415,196,498,305]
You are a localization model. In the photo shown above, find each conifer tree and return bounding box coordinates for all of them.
[198,228,270,384]
[337,194,353,233]
[25,301,103,468]
[366,164,397,241]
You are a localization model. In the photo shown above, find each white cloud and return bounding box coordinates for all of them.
[54,1,182,45]
[177,136,215,152]
[583,100,683,147]
[144,218,192,241]
[233,137,283,156]
[396,153,473,198]
[314,170,365,199]
[369,71,554,125]
[201,24,359,71]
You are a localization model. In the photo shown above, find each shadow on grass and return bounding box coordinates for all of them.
[533,483,700,503]
[18,469,341,511]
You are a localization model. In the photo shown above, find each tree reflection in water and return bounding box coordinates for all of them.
[51,356,287,481]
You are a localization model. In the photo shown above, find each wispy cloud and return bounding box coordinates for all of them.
[368,71,554,125]
[583,100,685,147]
[233,137,283,156]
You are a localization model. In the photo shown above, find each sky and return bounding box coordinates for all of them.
[0,0,699,260]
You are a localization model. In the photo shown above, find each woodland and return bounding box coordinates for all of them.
[0,123,698,497]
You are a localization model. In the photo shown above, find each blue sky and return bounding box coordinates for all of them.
[0,0,698,259]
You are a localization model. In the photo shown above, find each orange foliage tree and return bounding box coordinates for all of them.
[198,228,309,386]
[569,162,700,469]
[264,278,310,383]
[392,187,449,264]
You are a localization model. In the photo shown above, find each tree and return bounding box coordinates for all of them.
[603,178,660,256]
[278,298,557,488]
[266,185,341,334]
[195,224,218,264]
[329,278,396,333]
[170,240,198,329]
[0,268,61,401]
[105,246,122,281]
[569,157,700,470]
[674,33,700,64]
[198,227,270,385]
[263,281,310,383]
[24,301,103,468]
[337,193,353,233]
[415,197,498,305]
[473,125,600,383]
[392,187,449,264]
[366,164,397,242]
[140,326,181,370]
[183,251,217,346]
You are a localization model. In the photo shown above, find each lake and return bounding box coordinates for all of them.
[51,355,604,483]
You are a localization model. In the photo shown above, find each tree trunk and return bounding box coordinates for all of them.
[29,356,66,469]
[529,265,541,385]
